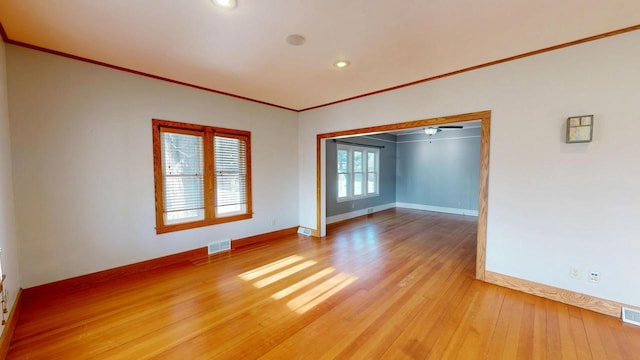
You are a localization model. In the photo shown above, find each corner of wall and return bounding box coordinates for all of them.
[0,37,23,339]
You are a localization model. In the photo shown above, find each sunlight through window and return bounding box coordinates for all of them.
[238,255,358,314]
[271,267,335,300]
[287,273,357,314]
[253,260,317,288]
[239,255,303,281]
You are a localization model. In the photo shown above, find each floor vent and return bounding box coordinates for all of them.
[208,239,231,255]
[297,227,311,236]
[622,307,640,326]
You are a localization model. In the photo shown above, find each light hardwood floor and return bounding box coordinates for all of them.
[8,209,640,359]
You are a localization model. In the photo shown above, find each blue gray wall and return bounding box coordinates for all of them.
[395,127,480,211]
[326,127,480,218]
[326,134,397,217]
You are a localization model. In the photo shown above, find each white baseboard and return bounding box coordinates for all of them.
[327,202,477,224]
[395,202,478,216]
[327,203,396,224]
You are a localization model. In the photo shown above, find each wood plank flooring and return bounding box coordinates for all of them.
[8,208,640,359]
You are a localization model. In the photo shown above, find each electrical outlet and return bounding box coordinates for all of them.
[569,266,580,279]
[589,271,600,283]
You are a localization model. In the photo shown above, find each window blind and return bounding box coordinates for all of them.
[153,119,252,233]
[214,134,248,216]
[161,131,205,223]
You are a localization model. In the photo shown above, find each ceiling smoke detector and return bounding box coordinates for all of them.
[286,34,306,46]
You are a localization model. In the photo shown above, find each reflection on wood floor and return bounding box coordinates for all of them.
[8,208,640,359]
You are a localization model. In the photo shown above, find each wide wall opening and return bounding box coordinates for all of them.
[316,111,491,280]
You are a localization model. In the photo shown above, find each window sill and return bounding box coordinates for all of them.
[336,193,380,203]
[156,213,253,234]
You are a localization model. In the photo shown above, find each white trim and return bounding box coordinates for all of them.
[327,202,478,224]
[336,193,379,203]
[395,202,478,216]
[336,144,379,201]
[395,135,480,144]
[362,134,481,144]
[327,203,396,224]
[361,135,398,143]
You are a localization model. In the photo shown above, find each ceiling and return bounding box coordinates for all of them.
[390,121,481,136]
[1,1,639,111]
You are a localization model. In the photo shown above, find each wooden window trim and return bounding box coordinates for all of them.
[152,119,252,234]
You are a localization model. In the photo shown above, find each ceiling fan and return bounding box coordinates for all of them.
[423,125,463,135]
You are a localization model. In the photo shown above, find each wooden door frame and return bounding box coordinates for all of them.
[315,110,491,280]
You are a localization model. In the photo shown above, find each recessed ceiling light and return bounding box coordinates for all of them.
[211,0,237,9]
[334,60,350,69]
[286,34,306,46]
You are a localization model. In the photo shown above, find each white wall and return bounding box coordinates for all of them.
[299,30,640,307]
[5,29,640,307]
[7,45,299,288]
[0,40,21,326]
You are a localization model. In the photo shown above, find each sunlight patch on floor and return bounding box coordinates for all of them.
[239,255,304,281]
[287,273,358,314]
[238,255,357,314]
[272,267,335,300]
[253,260,317,288]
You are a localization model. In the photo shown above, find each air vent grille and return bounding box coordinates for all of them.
[208,239,231,255]
[622,307,640,326]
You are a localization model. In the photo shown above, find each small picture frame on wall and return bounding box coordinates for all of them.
[566,115,593,143]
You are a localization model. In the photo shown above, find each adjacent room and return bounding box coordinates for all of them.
[0,1,639,358]
[325,122,481,226]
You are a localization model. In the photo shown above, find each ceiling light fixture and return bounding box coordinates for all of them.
[334,60,350,69]
[424,127,439,135]
[212,0,237,10]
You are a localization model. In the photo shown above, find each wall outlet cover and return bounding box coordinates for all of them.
[569,266,580,279]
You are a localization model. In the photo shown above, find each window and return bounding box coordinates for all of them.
[337,144,379,201]
[153,119,252,233]
[367,151,377,194]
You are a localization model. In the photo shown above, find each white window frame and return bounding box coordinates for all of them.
[337,144,379,202]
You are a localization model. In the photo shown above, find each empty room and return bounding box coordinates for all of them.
[0,1,639,359]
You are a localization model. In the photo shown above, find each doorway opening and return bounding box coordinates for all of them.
[315,111,490,280]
